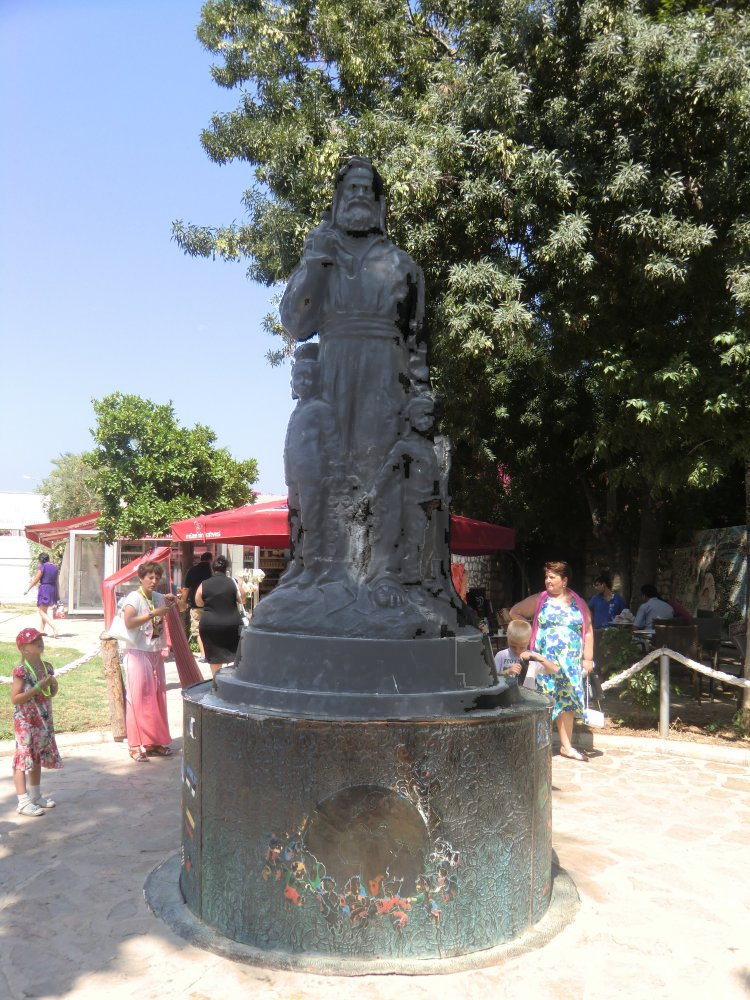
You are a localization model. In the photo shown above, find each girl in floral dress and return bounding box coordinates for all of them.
[510,561,594,761]
[11,627,63,816]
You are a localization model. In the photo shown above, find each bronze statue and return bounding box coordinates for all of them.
[252,157,464,638]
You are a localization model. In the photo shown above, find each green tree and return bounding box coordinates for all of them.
[37,452,101,521]
[85,393,258,543]
[174,0,750,597]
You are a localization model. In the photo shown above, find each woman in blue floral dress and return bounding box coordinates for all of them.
[510,561,594,761]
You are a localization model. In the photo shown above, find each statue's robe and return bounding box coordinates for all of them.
[281,231,424,488]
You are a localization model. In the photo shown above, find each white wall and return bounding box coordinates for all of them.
[0,490,46,531]
[0,492,47,603]
[0,536,35,603]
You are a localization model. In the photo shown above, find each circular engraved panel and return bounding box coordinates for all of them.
[303,784,430,896]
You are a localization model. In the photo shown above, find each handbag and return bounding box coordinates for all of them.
[107,612,138,644]
[583,676,605,728]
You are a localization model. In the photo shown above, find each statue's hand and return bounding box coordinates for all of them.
[304,224,338,264]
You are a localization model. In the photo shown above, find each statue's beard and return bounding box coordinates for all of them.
[338,200,380,234]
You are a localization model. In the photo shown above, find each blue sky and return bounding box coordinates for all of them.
[0,0,293,500]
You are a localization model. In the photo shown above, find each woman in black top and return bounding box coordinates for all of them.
[195,555,244,677]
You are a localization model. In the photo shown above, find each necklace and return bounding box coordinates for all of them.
[24,657,50,695]
[139,586,162,640]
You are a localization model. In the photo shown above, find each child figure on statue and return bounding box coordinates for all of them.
[368,393,442,593]
[11,627,62,816]
[281,343,343,587]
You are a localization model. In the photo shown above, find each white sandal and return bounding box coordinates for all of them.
[32,794,56,808]
[17,799,45,817]
[560,746,588,762]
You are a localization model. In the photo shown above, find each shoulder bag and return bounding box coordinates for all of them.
[107,611,138,645]
[583,676,605,728]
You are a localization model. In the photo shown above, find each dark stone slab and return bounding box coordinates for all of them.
[179,682,554,963]
[146,852,578,975]
[215,625,508,718]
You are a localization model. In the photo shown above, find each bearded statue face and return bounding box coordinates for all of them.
[335,165,381,234]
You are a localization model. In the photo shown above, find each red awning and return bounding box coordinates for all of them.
[449,514,515,556]
[170,500,514,555]
[170,497,289,547]
[25,511,101,548]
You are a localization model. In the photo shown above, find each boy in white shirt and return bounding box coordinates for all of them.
[494,619,559,690]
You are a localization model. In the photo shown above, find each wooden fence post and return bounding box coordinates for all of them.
[100,632,127,741]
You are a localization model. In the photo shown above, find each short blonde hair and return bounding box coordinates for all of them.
[506,619,532,646]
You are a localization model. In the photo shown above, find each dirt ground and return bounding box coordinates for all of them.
[596,666,750,748]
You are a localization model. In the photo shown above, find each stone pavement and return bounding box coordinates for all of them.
[1,611,749,999]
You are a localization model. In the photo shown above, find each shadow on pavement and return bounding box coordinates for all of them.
[1,744,186,998]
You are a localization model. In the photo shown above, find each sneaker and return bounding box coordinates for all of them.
[17,799,45,817]
[31,794,56,808]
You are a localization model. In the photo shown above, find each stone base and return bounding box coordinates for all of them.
[146,853,578,975]
[217,625,509,718]
[178,682,553,964]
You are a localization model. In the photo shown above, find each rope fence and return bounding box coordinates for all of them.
[599,645,749,739]
[601,648,750,693]
[0,644,100,685]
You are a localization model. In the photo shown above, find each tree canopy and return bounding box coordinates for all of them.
[174,0,750,586]
[85,393,258,542]
[37,452,101,522]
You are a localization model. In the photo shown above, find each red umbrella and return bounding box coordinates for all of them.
[101,547,202,688]
[170,497,289,547]
[101,546,172,629]
[170,499,513,554]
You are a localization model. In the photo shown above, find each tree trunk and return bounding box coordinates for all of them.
[100,634,127,741]
[606,483,632,604]
[631,487,663,609]
[508,550,530,597]
[580,475,631,602]
[743,462,750,713]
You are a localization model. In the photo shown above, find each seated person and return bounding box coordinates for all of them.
[633,584,674,630]
[666,595,692,622]
[588,573,626,629]
[494,619,559,690]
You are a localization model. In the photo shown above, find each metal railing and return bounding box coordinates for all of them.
[600,648,750,738]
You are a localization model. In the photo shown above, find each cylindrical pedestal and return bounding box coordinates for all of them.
[180,683,552,967]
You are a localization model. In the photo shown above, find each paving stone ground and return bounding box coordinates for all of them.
[1,612,748,999]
